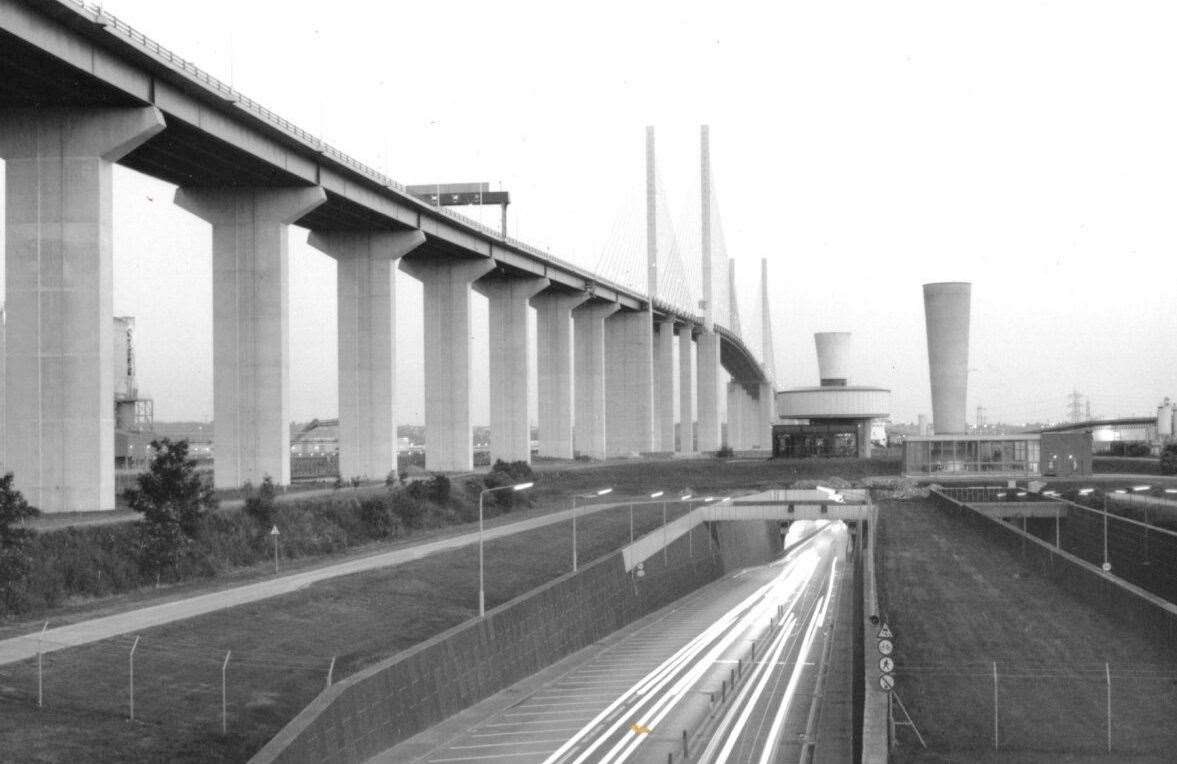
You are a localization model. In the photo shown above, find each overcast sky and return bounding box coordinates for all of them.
[10,0,1177,426]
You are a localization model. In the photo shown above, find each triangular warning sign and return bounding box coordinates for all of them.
[877,623,894,639]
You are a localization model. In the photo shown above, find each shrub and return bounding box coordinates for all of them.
[243,475,278,530]
[0,472,40,612]
[389,491,429,529]
[1161,444,1177,475]
[716,445,734,458]
[359,497,402,539]
[1126,442,1153,457]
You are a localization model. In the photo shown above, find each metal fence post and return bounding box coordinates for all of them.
[221,650,232,735]
[992,661,999,751]
[36,621,48,709]
[1105,662,1112,753]
[129,635,141,721]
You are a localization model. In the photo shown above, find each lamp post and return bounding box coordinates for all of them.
[572,488,612,572]
[478,481,534,617]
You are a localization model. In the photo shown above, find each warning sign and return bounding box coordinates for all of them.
[879,656,894,673]
[878,639,894,656]
[879,674,895,691]
[877,623,893,640]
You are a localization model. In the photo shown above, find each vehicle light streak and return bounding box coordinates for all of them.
[543,526,838,764]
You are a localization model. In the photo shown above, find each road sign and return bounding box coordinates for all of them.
[1102,562,1112,572]
[878,639,894,656]
[270,525,280,536]
[877,623,894,639]
[879,656,894,673]
[879,674,895,691]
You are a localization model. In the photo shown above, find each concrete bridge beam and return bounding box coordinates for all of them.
[476,274,549,464]
[308,229,425,481]
[678,325,695,452]
[696,329,723,452]
[653,319,676,452]
[605,310,655,456]
[399,257,495,472]
[572,301,620,459]
[175,185,327,489]
[531,291,589,459]
[0,107,164,512]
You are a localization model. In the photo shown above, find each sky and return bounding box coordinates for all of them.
[7,0,1177,426]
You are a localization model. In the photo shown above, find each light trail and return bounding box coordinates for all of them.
[543,523,842,764]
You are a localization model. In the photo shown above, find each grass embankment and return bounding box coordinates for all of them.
[878,497,1177,761]
[0,501,692,762]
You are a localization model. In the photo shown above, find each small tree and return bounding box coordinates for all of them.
[244,475,277,530]
[0,473,39,611]
[1161,444,1177,475]
[125,439,216,579]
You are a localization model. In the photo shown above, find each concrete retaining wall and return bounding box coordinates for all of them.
[251,531,723,764]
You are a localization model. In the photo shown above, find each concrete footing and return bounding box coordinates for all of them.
[0,107,165,511]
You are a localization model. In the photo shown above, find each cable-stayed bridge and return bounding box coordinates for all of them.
[0,0,779,512]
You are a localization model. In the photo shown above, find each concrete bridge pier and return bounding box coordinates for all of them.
[572,301,620,459]
[678,325,696,452]
[0,107,165,512]
[755,381,775,450]
[726,382,747,449]
[475,273,549,464]
[400,257,495,472]
[605,309,655,456]
[175,185,326,489]
[532,291,588,459]
[696,329,723,452]
[653,318,676,452]
[308,229,424,481]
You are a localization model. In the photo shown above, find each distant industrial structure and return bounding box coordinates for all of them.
[773,332,891,458]
[113,317,155,469]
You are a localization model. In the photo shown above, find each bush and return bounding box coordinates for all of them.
[389,491,429,529]
[0,472,40,611]
[243,475,278,530]
[1127,442,1153,457]
[1161,444,1177,475]
[482,461,536,511]
[359,497,402,539]
[716,445,734,459]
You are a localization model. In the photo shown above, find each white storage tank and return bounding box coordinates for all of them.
[923,282,971,435]
[814,332,851,387]
[1158,398,1173,438]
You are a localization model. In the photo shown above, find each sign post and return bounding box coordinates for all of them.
[270,525,280,574]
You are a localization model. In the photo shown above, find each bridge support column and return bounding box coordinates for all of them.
[176,185,326,489]
[654,318,676,452]
[605,310,655,456]
[756,381,775,451]
[532,291,588,459]
[400,257,495,472]
[572,301,619,459]
[476,274,549,464]
[697,329,723,452]
[726,382,747,450]
[0,107,164,511]
[678,326,695,452]
[308,229,424,481]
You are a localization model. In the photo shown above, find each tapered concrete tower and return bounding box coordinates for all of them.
[923,282,971,434]
[814,332,851,387]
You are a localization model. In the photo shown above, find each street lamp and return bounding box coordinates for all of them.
[572,488,612,572]
[478,481,533,617]
[636,491,664,543]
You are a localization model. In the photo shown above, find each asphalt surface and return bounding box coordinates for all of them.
[373,521,853,764]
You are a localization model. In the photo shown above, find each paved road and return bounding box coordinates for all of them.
[0,498,634,666]
[374,521,851,764]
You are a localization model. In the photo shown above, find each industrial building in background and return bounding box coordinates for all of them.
[773,332,891,458]
[113,317,155,470]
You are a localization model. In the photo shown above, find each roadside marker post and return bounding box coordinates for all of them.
[270,525,281,574]
[129,634,141,721]
[36,620,48,709]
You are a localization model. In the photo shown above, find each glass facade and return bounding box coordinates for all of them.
[774,421,861,458]
[902,438,1041,476]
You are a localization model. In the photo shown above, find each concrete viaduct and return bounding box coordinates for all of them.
[0,0,774,513]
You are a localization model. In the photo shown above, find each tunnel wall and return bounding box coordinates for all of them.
[251,531,724,764]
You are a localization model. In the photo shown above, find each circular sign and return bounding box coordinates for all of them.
[1102,562,1112,572]
[878,639,894,656]
[879,674,895,691]
[879,656,894,673]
